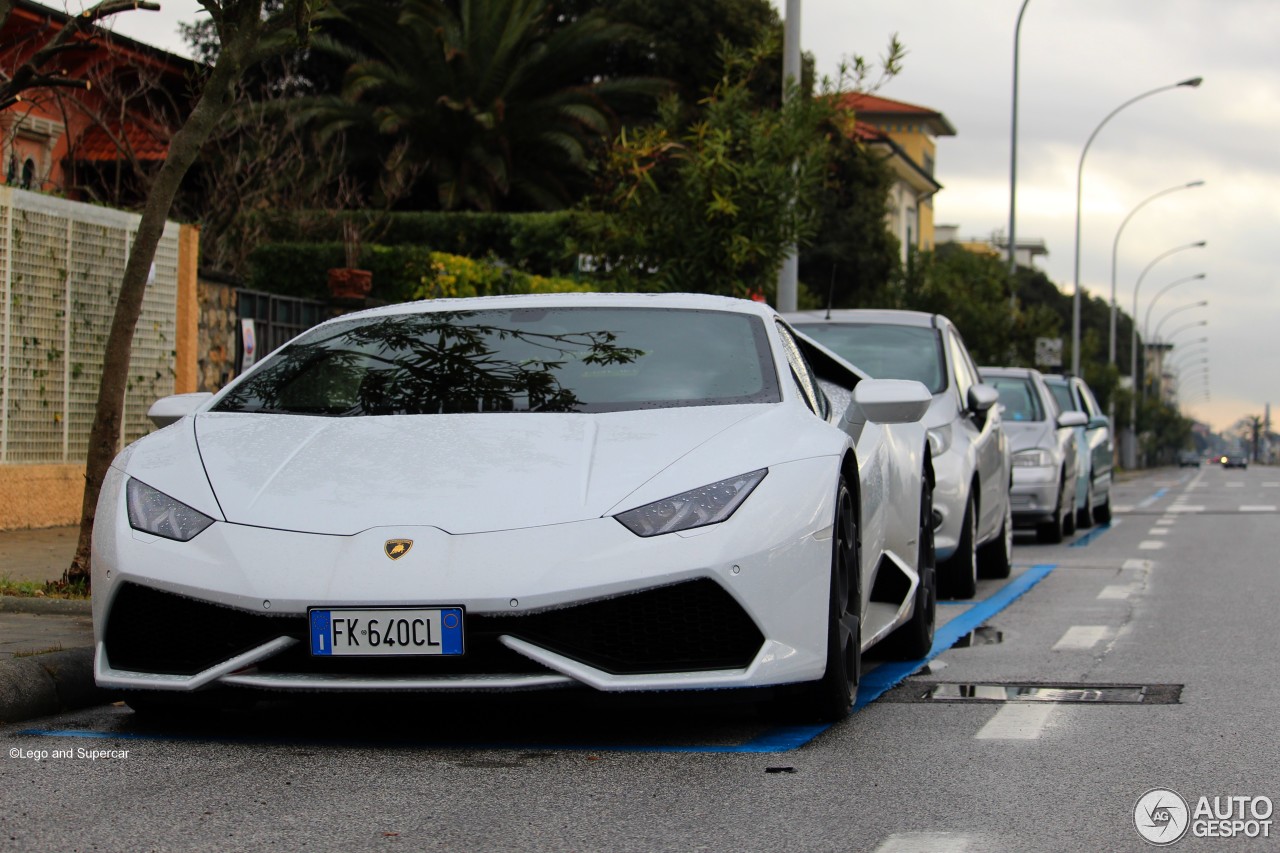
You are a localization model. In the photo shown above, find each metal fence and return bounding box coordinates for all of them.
[235,289,327,373]
[0,187,179,464]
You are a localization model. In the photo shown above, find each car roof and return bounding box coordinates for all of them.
[978,366,1045,380]
[781,308,941,329]
[324,291,781,326]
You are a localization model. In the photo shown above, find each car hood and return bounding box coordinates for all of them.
[1001,420,1057,454]
[182,407,768,535]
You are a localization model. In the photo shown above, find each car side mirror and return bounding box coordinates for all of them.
[968,384,999,414]
[1087,415,1110,430]
[843,379,932,426]
[147,392,213,428]
[1057,411,1088,429]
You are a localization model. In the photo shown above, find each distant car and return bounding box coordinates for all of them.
[1222,451,1249,469]
[1042,374,1113,526]
[784,309,1012,598]
[93,293,938,723]
[1178,450,1202,468]
[978,367,1087,543]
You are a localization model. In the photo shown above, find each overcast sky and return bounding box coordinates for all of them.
[99,0,1277,433]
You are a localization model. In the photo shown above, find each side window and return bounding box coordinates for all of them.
[776,323,827,418]
[946,328,977,405]
[1076,382,1101,419]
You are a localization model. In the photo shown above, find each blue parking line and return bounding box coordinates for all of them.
[1136,487,1168,510]
[20,566,1057,755]
[1069,521,1113,548]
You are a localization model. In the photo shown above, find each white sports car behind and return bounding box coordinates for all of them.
[93,293,935,722]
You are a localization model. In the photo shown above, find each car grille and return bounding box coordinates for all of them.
[104,580,763,678]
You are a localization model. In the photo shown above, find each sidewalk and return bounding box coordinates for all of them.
[0,525,101,725]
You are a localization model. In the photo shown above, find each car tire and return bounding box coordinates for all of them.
[884,470,937,660]
[789,475,861,722]
[1076,485,1095,530]
[1093,492,1112,525]
[1036,472,1067,544]
[940,491,978,599]
[978,492,1013,579]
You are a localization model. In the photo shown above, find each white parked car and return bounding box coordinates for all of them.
[784,309,1012,598]
[978,367,1087,543]
[1041,374,1113,526]
[94,293,937,722]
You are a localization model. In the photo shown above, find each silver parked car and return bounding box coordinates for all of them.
[978,367,1088,544]
[1042,374,1113,527]
[787,309,1011,598]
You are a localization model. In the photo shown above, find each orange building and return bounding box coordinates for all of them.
[0,0,193,206]
[838,93,956,262]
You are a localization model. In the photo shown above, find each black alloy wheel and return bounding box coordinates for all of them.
[791,475,861,722]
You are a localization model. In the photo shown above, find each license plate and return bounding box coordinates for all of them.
[308,607,464,657]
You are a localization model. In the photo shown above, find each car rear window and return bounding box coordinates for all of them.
[792,323,945,393]
[213,307,781,416]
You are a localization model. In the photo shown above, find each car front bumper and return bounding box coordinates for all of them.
[93,458,838,695]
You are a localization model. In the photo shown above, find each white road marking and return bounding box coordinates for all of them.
[975,704,1054,740]
[1169,505,1205,513]
[1112,505,1134,514]
[1146,528,1170,536]
[1139,540,1166,550]
[1226,482,1245,488]
[874,833,979,853]
[1123,559,1152,570]
[1155,518,1174,526]
[1099,585,1134,600]
[1264,482,1280,488]
[1240,505,1277,512]
[1054,625,1109,650]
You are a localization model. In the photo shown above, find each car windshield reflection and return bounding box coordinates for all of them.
[214,307,781,416]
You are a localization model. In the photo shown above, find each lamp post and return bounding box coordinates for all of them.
[776,0,802,312]
[1141,273,1206,341]
[1153,300,1209,342]
[1125,240,1206,467]
[1164,319,1208,345]
[1071,77,1202,376]
[1109,181,1205,364]
[1007,0,1033,290]
[1168,346,1209,372]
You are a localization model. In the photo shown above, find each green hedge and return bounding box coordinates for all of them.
[257,210,608,277]
[247,243,598,303]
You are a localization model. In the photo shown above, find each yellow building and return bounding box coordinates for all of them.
[840,93,956,262]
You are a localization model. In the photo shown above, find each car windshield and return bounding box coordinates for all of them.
[213,307,781,416]
[792,323,945,393]
[984,376,1045,422]
[1046,382,1077,413]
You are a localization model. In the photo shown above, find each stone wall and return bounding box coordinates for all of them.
[198,278,238,393]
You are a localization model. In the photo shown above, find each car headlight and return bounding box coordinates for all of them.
[614,469,768,537]
[1012,449,1053,468]
[126,479,215,542]
[927,425,952,456]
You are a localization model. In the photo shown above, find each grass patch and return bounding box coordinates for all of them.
[0,575,90,600]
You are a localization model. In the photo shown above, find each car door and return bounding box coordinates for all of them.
[945,325,1006,540]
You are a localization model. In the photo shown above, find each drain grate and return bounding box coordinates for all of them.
[885,682,1182,705]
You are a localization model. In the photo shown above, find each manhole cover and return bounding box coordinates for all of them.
[885,682,1182,705]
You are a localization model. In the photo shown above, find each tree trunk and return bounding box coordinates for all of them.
[64,10,273,586]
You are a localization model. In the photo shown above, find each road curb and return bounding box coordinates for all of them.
[0,647,113,726]
[0,595,91,615]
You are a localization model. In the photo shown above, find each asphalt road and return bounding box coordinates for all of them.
[2,465,1278,852]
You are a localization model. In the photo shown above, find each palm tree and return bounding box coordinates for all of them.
[310,0,665,211]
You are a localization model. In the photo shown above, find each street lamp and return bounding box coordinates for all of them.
[1125,239,1206,467]
[1007,0,1033,285]
[1153,300,1209,342]
[1109,181,1205,364]
[1071,76,1203,376]
[776,0,802,312]
[1142,274,1206,340]
[1164,319,1208,344]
